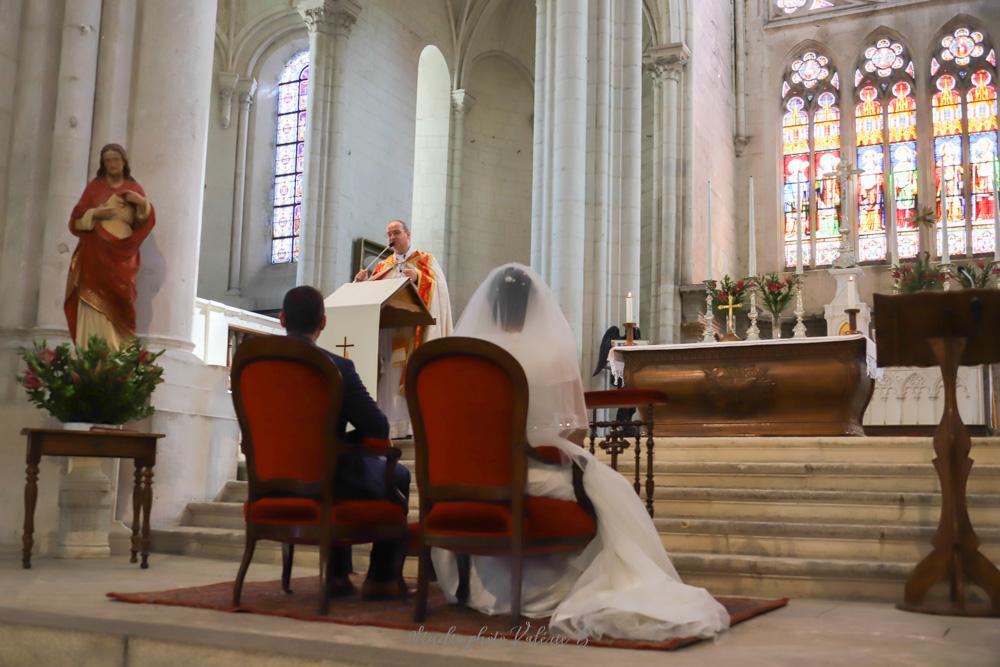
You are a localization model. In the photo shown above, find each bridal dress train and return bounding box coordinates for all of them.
[430,263,730,642]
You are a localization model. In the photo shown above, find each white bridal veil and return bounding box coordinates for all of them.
[447,263,730,641]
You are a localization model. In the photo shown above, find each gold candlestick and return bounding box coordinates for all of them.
[844,308,860,335]
[624,322,636,346]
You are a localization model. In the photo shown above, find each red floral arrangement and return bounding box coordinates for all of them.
[18,336,164,424]
[707,275,751,310]
[890,252,945,293]
[955,258,1000,289]
[752,272,800,319]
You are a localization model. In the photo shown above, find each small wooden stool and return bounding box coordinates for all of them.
[583,389,667,516]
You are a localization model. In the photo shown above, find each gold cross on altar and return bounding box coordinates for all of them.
[336,336,354,359]
[716,294,743,339]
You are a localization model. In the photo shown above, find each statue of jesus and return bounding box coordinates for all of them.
[64,143,155,351]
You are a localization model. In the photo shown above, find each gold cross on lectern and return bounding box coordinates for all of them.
[716,294,742,339]
[336,336,354,359]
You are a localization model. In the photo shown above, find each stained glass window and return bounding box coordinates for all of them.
[930,26,997,258]
[271,51,309,264]
[781,49,840,269]
[775,0,834,14]
[853,37,918,263]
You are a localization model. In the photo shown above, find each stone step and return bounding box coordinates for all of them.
[620,461,1000,494]
[655,517,1000,562]
[669,552,915,602]
[650,437,1000,465]
[184,501,419,530]
[151,526,418,576]
[652,486,1000,525]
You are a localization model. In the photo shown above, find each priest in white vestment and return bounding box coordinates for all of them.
[355,219,453,437]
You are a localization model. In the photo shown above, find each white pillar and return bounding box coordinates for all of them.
[128,0,217,348]
[296,0,361,295]
[227,77,258,294]
[531,0,588,351]
[34,0,104,333]
[532,0,643,374]
[643,42,690,343]
[0,0,62,331]
[90,0,137,173]
[0,0,25,233]
[445,89,473,281]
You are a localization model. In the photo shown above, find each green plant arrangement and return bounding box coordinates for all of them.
[18,336,165,425]
[890,252,946,293]
[752,273,800,325]
[706,275,751,310]
[955,258,1000,289]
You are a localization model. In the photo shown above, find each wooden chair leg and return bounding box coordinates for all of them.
[319,534,332,615]
[456,553,471,605]
[281,543,294,594]
[414,546,431,622]
[510,550,523,630]
[233,534,257,606]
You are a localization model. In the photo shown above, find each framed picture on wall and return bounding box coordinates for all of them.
[353,238,387,279]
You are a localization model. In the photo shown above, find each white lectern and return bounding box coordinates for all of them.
[318,277,434,391]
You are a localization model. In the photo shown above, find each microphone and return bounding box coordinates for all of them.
[356,240,394,282]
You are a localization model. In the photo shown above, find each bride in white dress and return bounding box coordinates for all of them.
[431,263,730,641]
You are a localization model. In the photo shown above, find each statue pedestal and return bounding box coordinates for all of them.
[824,267,870,336]
[53,457,113,558]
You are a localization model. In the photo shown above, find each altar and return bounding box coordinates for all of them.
[610,334,878,437]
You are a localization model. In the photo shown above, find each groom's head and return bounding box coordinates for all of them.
[490,266,532,332]
[280,286,326,340]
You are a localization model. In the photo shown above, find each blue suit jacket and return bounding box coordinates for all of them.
[287,333,388,441]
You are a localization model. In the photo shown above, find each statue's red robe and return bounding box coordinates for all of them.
[64,177,155,347]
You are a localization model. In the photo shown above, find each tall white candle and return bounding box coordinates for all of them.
[993,157,999,262]
[625,292,633,323]
[940,161,950,261]
[706,180,713,280]
[847,275,857,309]
[795,180,804,274]
[748,176,757,275]
[886,169,898,265]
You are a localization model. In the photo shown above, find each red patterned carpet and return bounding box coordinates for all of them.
[108,575,788,652]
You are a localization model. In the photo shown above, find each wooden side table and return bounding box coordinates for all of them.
[874,289,1000,617]
[20,428,163,569]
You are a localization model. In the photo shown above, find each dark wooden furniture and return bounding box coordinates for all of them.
[405,337,598,627]
[615,335,875,436]
[20,427,162,569]
[874,289,1000,617]
[584,388,668,516]
[230,336,408,615]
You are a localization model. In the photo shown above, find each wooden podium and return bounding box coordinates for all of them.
[319,277,434,391]
[874,289,1000,616]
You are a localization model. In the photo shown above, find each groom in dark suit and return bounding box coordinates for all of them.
[279,285,411,599]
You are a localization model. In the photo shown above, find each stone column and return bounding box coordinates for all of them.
[580,0,642,378]
[643,42,689,343]
[124,0,238,529]
[33,0,103,334]
[90,0,137,173]
[532,0,643,372]
[228,77,258,294]
[129,0,217,349]
[445,89,473,280]
[0,0,62,332]
[296,0,361,295]
[531,0,588,350]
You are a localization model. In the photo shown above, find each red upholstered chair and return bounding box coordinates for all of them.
[230,336,408,614]
[405,337,597,627]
